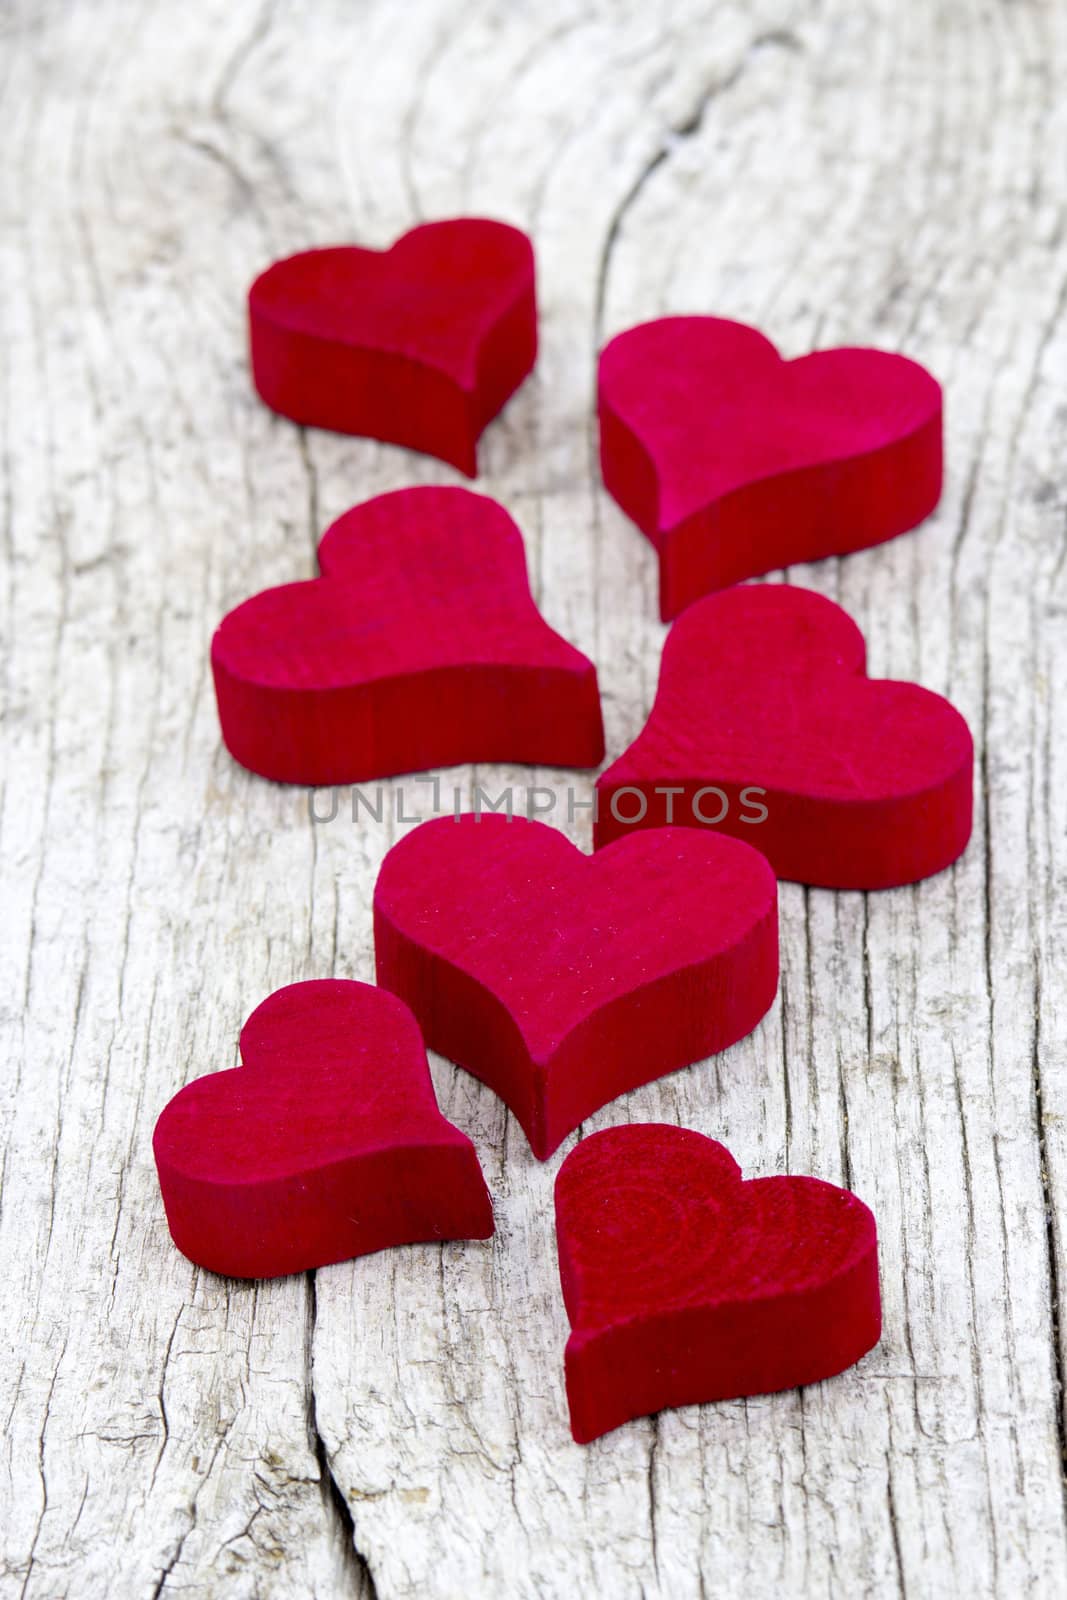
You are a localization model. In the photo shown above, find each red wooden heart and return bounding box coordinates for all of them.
[556,1124,880,1442]
[373,816,778,1160]
[599,316,942,619]
[153,980,493,1279]
[211,486,604,785]
[595,584,973,889]
[249,218,536,475]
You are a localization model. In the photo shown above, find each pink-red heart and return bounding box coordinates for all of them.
[599,316,942,619]
[556,1124,880,1442]
[373,815,778,1160]
[249,218,536,475]
[153,980,493,1279]
[596,584,973,889]
[211,486,604,785]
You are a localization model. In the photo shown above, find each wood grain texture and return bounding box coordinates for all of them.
[555,1125,881,1443]
[1,1,1065,1596]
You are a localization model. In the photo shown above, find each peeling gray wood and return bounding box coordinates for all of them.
[2,0,1066,1595]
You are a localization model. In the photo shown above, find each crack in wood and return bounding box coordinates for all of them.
[307,1274,380,1600]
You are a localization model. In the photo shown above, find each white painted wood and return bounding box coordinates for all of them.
[2,0,1065,1595]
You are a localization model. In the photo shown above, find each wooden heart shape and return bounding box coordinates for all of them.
[249,218,536,474]
[596,584,973,889]
[153,980,493,1279]
[373,816,778,1160]
[211,486,604,784]
[556,1125,880,1442]
[599,316,943,619]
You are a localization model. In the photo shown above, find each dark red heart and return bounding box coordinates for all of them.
[249,218,536,474]
[599,316,942,619]
[211,486,604,785]
[373,815,778,1160]
[596,583,973,889]
[556,1124,880,1442]
[153,980,493,1279]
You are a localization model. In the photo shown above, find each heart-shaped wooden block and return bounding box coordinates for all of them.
[374,816,778,1160]
[599,316,943,619]
[556,1125,881,1442]
[153,980,494,1279]
[596,584,973,889]
[211,486,605,785]
[249,218,536,474]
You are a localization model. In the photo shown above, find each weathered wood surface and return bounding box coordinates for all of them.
[2,0,1066,1595]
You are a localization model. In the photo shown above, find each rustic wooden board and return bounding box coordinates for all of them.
[2,1,1065,1595]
